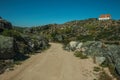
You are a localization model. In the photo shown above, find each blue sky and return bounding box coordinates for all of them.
[0,0,120,27]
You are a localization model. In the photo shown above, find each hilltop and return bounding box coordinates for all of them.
[26,18,120,44]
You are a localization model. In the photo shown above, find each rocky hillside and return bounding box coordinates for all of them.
[25,18,120,78]
[0,17,49,74]
[26,18,120,44]
[65,41,120,79]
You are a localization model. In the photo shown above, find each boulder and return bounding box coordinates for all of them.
[95,56,106,65]
[0,35,15,59]
[106,45,120,75]
[76,42,83,51]
[82,41,105,56]
[69,41,79,51]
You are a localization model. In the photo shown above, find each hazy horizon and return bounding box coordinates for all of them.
[0,0,120,27]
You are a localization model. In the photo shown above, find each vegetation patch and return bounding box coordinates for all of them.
[100,61,120,80]
[98,71,113,80]
[74,51,88,59]
[93,66,101,72]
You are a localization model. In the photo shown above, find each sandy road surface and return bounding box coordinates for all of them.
[0,43,98,80]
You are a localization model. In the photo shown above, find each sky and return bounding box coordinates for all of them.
[0,0,120,27]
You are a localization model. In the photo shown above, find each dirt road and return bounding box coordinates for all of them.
[0,43,98,80]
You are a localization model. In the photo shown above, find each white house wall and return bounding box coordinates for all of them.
[99,17,111,20]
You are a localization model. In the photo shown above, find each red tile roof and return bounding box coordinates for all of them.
[99,14,111,18]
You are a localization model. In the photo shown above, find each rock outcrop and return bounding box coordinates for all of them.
[0,34,49,73]
[66,41,120,75]
[18,35,49,54]
[0,34,49,60]
[65,41,83,51]
[0,17,12,32]
[0,35,49,74]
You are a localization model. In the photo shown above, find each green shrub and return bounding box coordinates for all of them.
[1,29,23,41]
[93,66,101,72]
[77,35,94,42]
[74,51,88,59]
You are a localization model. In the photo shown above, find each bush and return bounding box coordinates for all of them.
[1,29,23,41]
[93,66,101,72]
[74,51,88,59]
[0,35,15,59]
[77,35,94,42]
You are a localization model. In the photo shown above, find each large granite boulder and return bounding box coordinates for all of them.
[0,35,15,59]
[76,42,83,51]
[65,41,83,51]
[67,41,79,51]
[95,56,106,65]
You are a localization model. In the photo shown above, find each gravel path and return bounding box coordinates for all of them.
[0,43,98,80]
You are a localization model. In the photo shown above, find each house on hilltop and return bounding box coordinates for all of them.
[98,14,111,20]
